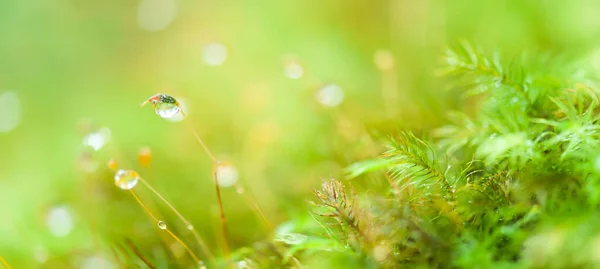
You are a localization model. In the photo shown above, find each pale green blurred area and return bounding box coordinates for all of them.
[1,0,600,267]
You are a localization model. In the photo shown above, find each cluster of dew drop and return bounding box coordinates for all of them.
[112,94,185,192]
[112,94,204,241]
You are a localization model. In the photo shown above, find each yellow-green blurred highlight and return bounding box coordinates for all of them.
[2,0,600,267]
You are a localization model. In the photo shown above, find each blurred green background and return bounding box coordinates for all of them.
[2,0,600,267]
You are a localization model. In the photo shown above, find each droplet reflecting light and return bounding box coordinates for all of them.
[140,93,184,120]
[157,220,167,230]
[47,206,74,237]
[164,98,187,122]
[203,43,228,66]
[114,169,140,190]
[316,84,344,107]
[155,102,180,119]
[0,91,20,133]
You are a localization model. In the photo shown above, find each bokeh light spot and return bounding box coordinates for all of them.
[203,43,228,66]
[46,206,74,238]
[316,84,344,107]
[137,0,178,32]
[0,91,21,133]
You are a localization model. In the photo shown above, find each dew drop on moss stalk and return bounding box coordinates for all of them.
[157,220,167,230]
[154,102,180,119]
[114,169,140,190]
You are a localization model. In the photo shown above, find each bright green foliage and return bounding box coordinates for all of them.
[263,43,600,268]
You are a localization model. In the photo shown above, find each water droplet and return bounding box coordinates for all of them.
[82,128,111,151]
[137,0,178,32]
[157,220,167,230]
[283,57,304,79]
[138,147,152,167]
[198,260,207,269]
[114,169,140,190]
[374,50,394,70]
[154,102,180,119]
[187,224,194,230]
[216,163,239,188]
[316,84,344,107]
[47,206,74,237]
[165,98,187,122]
[0,91,20,133]
[203,43,228,66]
[141,93,184,119]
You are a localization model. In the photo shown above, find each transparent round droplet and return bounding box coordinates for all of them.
[316,84,344,107]
[187,224,194,230]
[82,128,111,151]
[203,43,228,66]
[157,220,167,230]
[114,169,140,190]
[154,102,180,119]
[165,98,187,123]
[0,91,21,133]
[216,163,239,188]
[47,206,74,237]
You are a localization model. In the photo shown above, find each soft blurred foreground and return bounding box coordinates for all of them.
[3,0,600,268]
